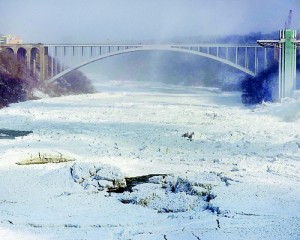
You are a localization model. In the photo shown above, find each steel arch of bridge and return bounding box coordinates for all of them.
[45,44,266,83]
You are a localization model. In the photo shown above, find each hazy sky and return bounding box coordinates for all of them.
[1,0,299,43]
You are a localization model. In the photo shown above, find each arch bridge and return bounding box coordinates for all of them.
[45,43,270,83]
[0,43,271,82]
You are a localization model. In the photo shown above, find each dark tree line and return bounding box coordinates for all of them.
[0,51,37,107]
[0,51,95,108]
[241,62,278,105]
[44,56,95,97]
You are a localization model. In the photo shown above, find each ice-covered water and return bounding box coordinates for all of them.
[93,80,220,94]
[0,84,299,240]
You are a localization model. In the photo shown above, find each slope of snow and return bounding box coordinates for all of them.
[0,87,299,240]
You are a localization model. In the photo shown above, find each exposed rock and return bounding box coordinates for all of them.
[16,152,74,165]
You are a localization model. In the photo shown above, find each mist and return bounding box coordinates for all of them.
[80,51,239,90]
[78,32,280,92]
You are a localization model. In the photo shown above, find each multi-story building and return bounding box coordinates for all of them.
[0,36,5,44]
[0,35,23,44]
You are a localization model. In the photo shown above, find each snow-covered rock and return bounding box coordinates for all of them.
[118,176,210,213]
[70,162,126,191]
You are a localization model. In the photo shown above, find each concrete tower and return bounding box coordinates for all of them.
[278,29,297,98]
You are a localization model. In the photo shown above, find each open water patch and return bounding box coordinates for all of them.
[0,129,32,139]
[110,174,166,193]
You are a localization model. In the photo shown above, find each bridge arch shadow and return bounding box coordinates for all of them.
[47,46,255,83]
[17,47,27,62]
[4,47,14,55]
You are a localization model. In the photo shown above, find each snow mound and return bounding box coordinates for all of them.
[282,140,300,153]
[262,91,300,122]
[118,176,211,213]
[70,162,126,191]
[274,101,300,122]
[32,89,49,99]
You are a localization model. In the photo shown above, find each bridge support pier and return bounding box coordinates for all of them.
[39,46,48,81]
[278,29,297,99]
[26,50,31,70]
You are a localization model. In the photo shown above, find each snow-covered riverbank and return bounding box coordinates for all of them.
[0,89,299,239]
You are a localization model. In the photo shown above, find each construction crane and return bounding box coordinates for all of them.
[285,10,292,29]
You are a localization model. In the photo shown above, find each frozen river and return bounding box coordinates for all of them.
[0,85,299,239]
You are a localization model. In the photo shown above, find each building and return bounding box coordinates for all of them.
[0,35,23,44]
[0,36,5,44]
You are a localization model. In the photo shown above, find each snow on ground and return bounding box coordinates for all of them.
[0,87,299,240]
